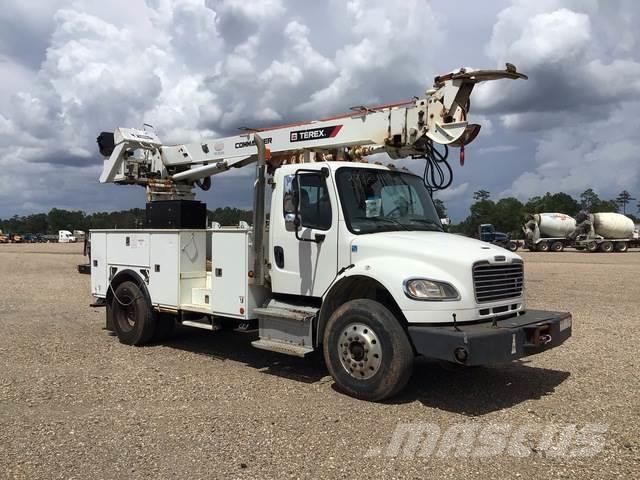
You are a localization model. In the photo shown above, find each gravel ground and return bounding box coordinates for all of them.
[1,243,638,479]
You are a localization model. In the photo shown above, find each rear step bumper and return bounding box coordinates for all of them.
[408,309,572,366]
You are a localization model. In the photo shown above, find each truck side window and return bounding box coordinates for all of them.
[283,174,332,231]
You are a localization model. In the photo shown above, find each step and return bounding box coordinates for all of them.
[182,319,216,331]
[251,339,314,357]
[253,303,318,323]
[179,303,213,315]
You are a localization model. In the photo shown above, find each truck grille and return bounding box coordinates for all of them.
[472,261,524,303]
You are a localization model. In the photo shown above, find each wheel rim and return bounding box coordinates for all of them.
[338,323,383,380]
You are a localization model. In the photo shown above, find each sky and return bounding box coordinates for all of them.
[1,0,639,221]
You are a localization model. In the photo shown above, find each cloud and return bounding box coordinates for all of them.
[500,101,640,200]
[0,0,639,222]
[472,0,640,205]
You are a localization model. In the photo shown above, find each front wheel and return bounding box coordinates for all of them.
[323,299,414,401]
[507,241,519,252]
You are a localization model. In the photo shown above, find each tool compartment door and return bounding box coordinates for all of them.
[210,230,249,318]
[90,232,108,296]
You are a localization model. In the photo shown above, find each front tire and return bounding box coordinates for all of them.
[109,280,156,345]
[323,299,414,401]
[586,241,598,252]
[507,241,519,252]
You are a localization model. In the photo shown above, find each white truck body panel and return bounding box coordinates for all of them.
[91,229,267,319]
[210,229,267,319]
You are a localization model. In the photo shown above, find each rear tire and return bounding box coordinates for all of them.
[615,242,628,253]
[537,242,550,252]
[586,241,598,252]
[599,241,614,253]
[109,280,156,345]
[323,299,414,401]
[550,241,564,252]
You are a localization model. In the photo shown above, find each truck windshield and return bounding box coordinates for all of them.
[335,167,443,234]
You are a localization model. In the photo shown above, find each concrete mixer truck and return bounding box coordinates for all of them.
[572,212,636,252]
[522,213,576,252]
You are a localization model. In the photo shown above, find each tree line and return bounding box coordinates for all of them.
[1,189,636,237]
[446,189,638,238]
[0,207,253,234]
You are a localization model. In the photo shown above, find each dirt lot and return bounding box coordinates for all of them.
[1,243,638,479]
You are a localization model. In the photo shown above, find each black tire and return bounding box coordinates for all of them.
[153,313,176,342]
[599,241,613,253]
[586,241,598,252]
[550,241,564,252]
[507,241,519,252]
[323,299,414,401]
[109,281,156,345]
[615,242,628,253]
[537,242,550,252]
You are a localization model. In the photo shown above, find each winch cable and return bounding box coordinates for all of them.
[413,142,452,195]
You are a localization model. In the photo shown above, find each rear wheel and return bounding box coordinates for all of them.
[109,281,156,345]
[615,242,628,253]
[599,241,614,253]
[586,241,598,252]
[323,299,414,401]
[550,241,564,252]
[537,242,550,252]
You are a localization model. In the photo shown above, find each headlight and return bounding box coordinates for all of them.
[403,278,460,301]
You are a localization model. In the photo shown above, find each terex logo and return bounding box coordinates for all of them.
[290,125,343,143]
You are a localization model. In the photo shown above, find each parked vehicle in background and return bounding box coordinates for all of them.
[523,213,576,252]
[73,230,86,242]
[573,212,636,253]
[22,233,47,243]
[477,223,519,251]
[0,230,8,243]
[58,230,77,243]
[8,233,23,243]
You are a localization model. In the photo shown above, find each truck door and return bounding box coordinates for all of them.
[269,169,339,297]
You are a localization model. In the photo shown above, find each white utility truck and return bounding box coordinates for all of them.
[58,230,77,243]
[90,65,571,401]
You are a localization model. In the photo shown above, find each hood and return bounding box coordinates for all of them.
[351,231,520,266]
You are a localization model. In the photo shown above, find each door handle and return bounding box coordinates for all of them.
[274,246,284,268]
